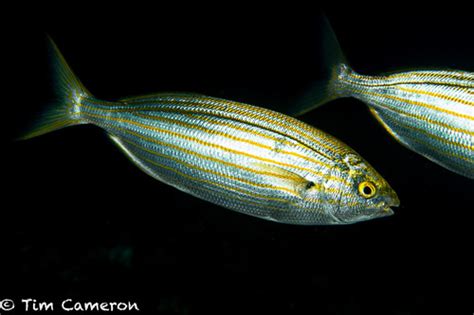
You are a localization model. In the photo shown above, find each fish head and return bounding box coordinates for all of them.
[331,153,399,224]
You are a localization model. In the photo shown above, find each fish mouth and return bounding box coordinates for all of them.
[381,207,395,216]
[380,194,400,216]
[332,194,400,224]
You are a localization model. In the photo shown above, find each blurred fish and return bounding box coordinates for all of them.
[19,38,399,225]
[290,18,474,179]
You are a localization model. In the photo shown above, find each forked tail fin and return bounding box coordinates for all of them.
[289,16,351,116]
[18,37,92,140]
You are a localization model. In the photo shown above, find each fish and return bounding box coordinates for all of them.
[19,38,399,225]
[289,17,474,179]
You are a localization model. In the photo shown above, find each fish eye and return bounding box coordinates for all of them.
[358,181,377,198]
[305,181,315,190]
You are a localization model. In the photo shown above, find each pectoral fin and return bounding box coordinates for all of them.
[369,108,411,148]
[251,162,317,195]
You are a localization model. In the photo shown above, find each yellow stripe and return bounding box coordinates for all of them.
[362,91,474,121]
[110,124,356,199]
[389,115,472,151]
[127,143,294,206]
[114,125,307,181]
[370,99,474,136]
[163,111,316,154]
[344,72,474,89]
[341,77,474,135]
[191,179,365,215]
[132,112,332,169]
[120,135,362,207]
[174,97,347,155]
[387,71,474,83]
[120,137,302,199]
[81,96,346,158]
[378,112,474,163]
[190,181,294,214]
[396,86,474,108]
[120,92,205,102]
[82,109,349,185]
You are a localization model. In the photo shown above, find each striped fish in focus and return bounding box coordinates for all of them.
[290,18,474,179]
[19,38,399,225]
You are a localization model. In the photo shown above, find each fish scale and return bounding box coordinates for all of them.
[19,37,399,225]
[79,97,347,220]
[339,68,474,177]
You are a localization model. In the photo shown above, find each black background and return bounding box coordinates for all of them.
[3,5,474,315]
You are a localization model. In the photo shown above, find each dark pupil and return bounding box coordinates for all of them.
[363,186,372,195]
[306,181,315,189]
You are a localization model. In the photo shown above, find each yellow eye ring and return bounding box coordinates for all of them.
[358,181,377,198]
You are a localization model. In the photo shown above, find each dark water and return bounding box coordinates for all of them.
[3,6,473,315]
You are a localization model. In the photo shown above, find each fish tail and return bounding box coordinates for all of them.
[17,36,92,140]
[290,16,351,116]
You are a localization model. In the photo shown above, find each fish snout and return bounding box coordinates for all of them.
[379,192,400,216]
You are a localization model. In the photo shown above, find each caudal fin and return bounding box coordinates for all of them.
[289,16,350,117]
[18,37,92,140]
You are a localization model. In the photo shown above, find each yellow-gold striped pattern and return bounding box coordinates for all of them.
[72,93,398,224]
[337,67,474,178]
[21,37,399,225]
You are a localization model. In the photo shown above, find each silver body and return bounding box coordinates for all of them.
[74,93,396,224]
[337,66,474,178]
[22,38,398,225]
